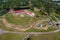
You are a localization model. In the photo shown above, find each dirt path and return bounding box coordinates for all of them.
[2,18,50,31]
[2,18,33,31]
[33,18,50,30]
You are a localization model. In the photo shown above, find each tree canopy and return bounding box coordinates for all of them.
[0,0,60,16]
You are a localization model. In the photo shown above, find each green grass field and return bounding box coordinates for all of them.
[25,27,58,32]
[30,32,60,40]
[0,33,26,40]
[5,13,43,28]
[0,21,20,32]
[0,13,58,32]
[0,20,58,32]
[5,13,31,26]
[5,12,48,25]
[0,32,60,40]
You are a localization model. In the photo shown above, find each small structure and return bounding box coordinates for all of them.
[39,24,43,27]
[38,24,46,27]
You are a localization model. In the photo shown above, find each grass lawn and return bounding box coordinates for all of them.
[25,27,58,32]
[0,12,59,32]
[5,12,48,25]
[54,14,60,20]
[0,33,26,40]
[0,21,20,32]
[0,18,58,32]
[30,32,60,40]
[0,32,60,40]
[49,13,60,22]
[5,13,31,26]
[5,13,43,28]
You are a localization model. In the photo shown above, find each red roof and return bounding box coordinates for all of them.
[9,9,15,13]
[27,12,33,14]
[9,9,14,11]
[15,10,24,13]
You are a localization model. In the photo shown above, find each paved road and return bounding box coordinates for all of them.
[0,28,60,35]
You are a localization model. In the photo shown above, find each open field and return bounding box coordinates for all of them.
[0,21,58,32]
[0,33,26,40]
[25,27,58,32]
[5,12,47,25]
[0,21,20,32]
[0,32,60,40]
[30,32,60,40]
[0,0,60,40]
[5,13,31,26]
[0,14,58,32]
[5,13,43,28]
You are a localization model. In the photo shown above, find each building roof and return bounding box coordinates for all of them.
[9,8,15,13]
[15,10,25,13]
[27,12,34,14]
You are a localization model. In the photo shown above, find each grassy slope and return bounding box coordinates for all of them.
[5,13,31,26]
[5,12,45,25]
[5,13,43,28]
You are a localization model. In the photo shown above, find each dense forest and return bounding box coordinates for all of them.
[0,0,60,16]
